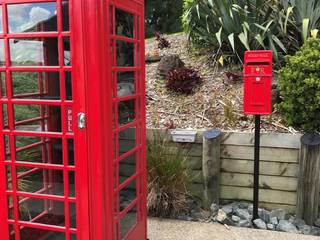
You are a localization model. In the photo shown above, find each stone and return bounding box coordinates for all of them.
[238,219,252,228]
[177,215,193,221]
[270,209,289,221]
[310,226,320,236]
[258,209,271,223]
[314,218,320,227]
[269,217,278,226]
[235,208,251,221]
[298,225,312,235]
[216,209,227,223]
[253,219,267,230]
[231,215,241,222]
[248,204,253,214]
[238,202,249,209]
[221,205,233,215]
[267,224,275,230]
[157,54,184,77]
[291,218,306,228]
[276,220,299,234]
[210,203,219,217]
[190,209,211,220]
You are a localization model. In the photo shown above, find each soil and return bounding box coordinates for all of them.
[145,33,298,133]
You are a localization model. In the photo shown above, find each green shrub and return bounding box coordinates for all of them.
[147,131,191,217]
[278,39,320,131]
[182,0,320,64]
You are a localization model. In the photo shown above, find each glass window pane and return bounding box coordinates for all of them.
[116,8,134,38]
[62,1,70,31]
[119,154,136,184]
[0,6,3,33]
[20,227,66,240]
[120,206,137,239]
[117,72,135,97]
[12,72,60,100]
[116,41,134,67]
[16,166,64,195]
[65,72,72,100]
[120,180,136,211]
[118,100,135,125]
[10,38,59,66]
[119,127,136,156]
[13,104,61,132]
[8,3,57,33]
[15,136,63,165]
[63,37,71,66]
[2,104,8,129]
[1,72,6,98]
[0,39,5,65]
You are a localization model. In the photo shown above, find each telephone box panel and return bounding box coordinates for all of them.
[243,50,273,115]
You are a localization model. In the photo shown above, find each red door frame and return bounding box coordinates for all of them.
[74,0,146,239]
[0,0,146,239]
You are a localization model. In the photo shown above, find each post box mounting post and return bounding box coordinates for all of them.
[243,50,273,225]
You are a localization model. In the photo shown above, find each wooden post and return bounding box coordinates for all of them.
[296,133,320,225]
[202,129,221,208]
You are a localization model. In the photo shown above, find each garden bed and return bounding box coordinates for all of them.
[145,33,298,133]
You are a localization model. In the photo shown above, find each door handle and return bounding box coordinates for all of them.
[77,113,86,129]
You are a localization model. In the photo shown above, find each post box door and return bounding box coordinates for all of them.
[244,76,272,114]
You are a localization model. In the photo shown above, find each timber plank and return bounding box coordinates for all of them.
[220,186,297,205]
[221,172,298,192]
[221,159,299,177]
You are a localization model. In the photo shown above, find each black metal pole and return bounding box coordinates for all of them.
[253,114,261,221]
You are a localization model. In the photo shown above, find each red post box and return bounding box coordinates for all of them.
[243,50,273,115]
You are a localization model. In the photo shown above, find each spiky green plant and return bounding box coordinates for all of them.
[182,0,320,64]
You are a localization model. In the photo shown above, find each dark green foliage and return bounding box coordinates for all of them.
[147,132,191,217]
[278,39,320,132]
[145,0,183,37]
[166,67,202,94]
[182,0,320,64]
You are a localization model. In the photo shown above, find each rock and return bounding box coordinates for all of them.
[216,209,227,223]
[231,215,241,222]
[238,219,252,228]
[221,205,233,215]
[239,202,249,209]
[248,204,253,214]
[210,203,219,217]
[145,55,162,63]
[258,209,271,223]
[314,218,320,227]
[267,224,275,230]
[276,220,299,234]
[298,225,312,235]
[291,218,306,228]
[310,226,320,236]
[235,208,251,221]
[269,217,278,226]
[177,215,193,221]
[270,209,289,221]
[190,209,211,220]
[157,54,184,77]
[253,219,267,230]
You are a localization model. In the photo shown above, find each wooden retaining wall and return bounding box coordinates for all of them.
[121,129,320,215]
[145,129,305,213]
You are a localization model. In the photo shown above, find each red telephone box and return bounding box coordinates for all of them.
[0,1,147,240]
[243,50,273,115]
